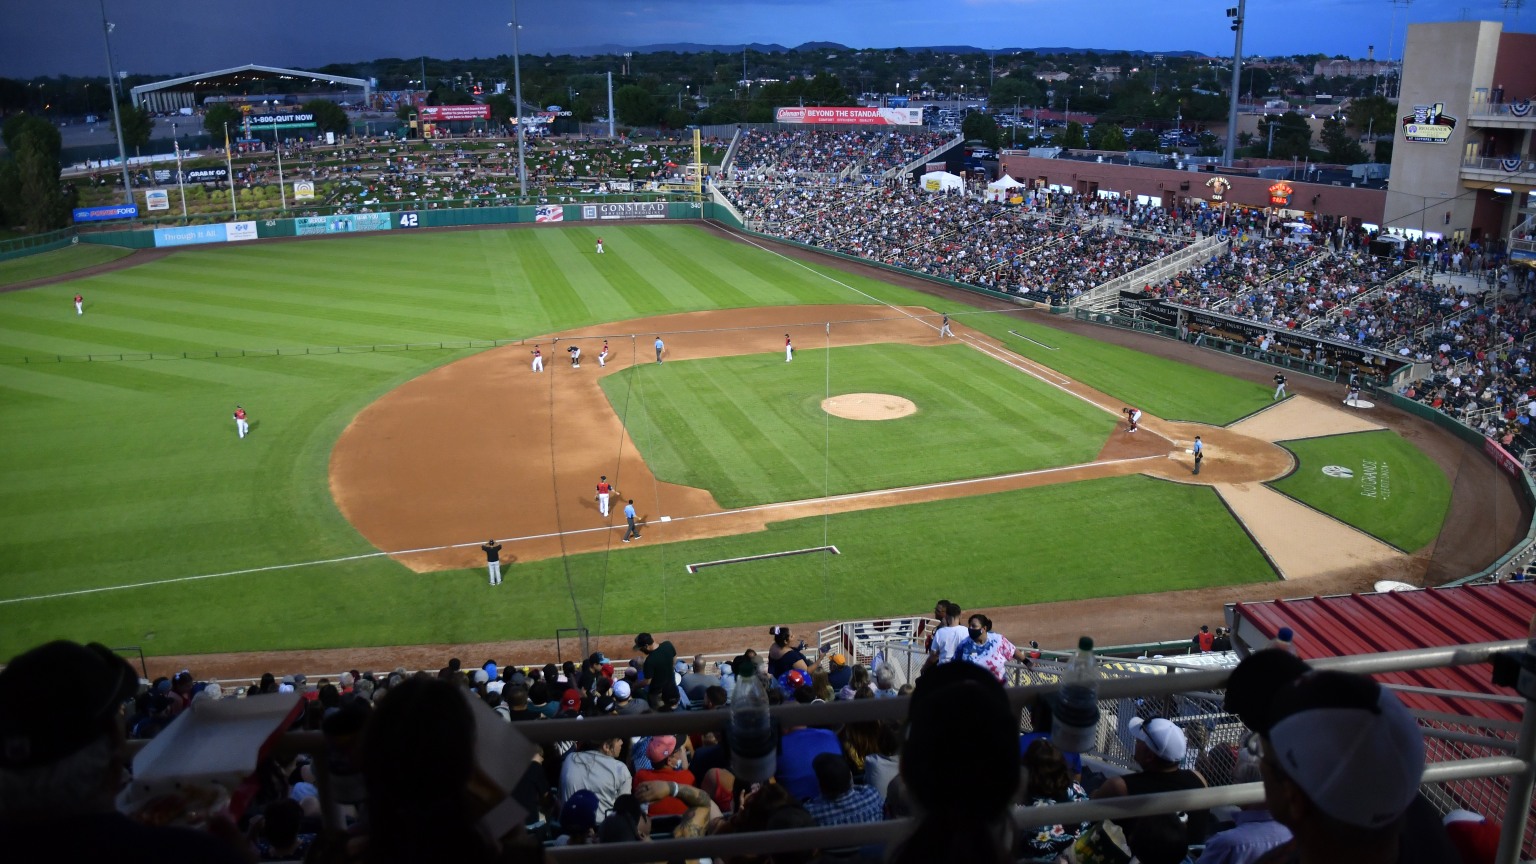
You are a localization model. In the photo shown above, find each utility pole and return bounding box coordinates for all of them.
[509,0,526,196]
[98,0,133,205]
[1224,0,1246,166]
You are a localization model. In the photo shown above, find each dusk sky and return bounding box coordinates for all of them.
[3,0,1527,79]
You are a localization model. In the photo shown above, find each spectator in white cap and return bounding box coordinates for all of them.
[1093,716,1211,845]
[1253,670,1430,864]
[612,680,647,716]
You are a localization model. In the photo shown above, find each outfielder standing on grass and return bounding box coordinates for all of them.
[233,405,249,439]
[74,294,84,316]
[596,476,615,518]
[785,334,794,362]
[482,539,502,586]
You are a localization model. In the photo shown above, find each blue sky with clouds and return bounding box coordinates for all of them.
[3,0,1525,78]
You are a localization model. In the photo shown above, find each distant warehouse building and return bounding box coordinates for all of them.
[128,63,372,114]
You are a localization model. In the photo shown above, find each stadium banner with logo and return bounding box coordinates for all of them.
[418,105,492,122]
[580,202,667,220]
[153,223,229,248]
[73,204,139,223]
[535,204,564,223]
[1401,102,1457,144]
[144,190,170,212]
[773,106,923,126]
[147,166,231,184]
[294,213,394,236]
[243,113,317,131]
[292,180,316,201]
[1484,438,1522,477]
[224,221,258,242]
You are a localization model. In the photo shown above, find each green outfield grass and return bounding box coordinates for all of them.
[1,475,1274,655]
[0,223,1310,656]
[1269,430,1452,551]
[0,244,135,287]
[601,342,1115,507]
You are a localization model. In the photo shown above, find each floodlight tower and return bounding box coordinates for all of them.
[509,0,526,196]
[99,0,134,205]
[1223,0,1246,167]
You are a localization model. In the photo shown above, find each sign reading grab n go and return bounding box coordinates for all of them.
[773,106,923,126]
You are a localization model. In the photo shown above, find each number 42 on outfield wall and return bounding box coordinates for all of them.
[398,212,420,228]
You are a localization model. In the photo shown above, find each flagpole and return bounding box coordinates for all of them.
[174,139,187,222]
[276,140,287,211]
[224,122,237,216]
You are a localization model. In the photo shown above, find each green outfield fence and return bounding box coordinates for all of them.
[0,227,78,261]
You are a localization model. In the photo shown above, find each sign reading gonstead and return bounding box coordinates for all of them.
[1401,102,1458,144]
[773,106,923,126]
[580,202,666,220]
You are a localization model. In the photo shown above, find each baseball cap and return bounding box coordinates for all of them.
[645,734,677,764]
[561,790,600,835]
[830,654,847,666]
[560,689,582,712]
[1224,649,1312,734]
[0,641,138,770]
[613,680,631,700]
[634,632,654,649]
[1129,717,1187,763]
[1264,670,1425,829]
[1443,810,1499,864]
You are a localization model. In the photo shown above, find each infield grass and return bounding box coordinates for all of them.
[1269,430,1452,551]
[601,342,1115,507]
[0,224,1310,656]
[0,244,135,287]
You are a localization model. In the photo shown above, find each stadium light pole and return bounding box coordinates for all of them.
[1223,0,1246,167]
[509,0,527,197]
[98,0,134,205]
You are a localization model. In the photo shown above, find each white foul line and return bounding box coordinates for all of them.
[0,455,1163,606]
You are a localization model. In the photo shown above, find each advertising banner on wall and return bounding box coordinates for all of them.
[535,204,564,222]
[144,190,170,212]
[417,105,492,122]
[153,167,231,184]
[294,213,393,236]
[154,224,228,247]
[1401,102,1457,144]
[293,181,316,201]
[773,106,923,126]
[580,202,667,220]
[73,204,139,223]
[225,221,258,242]
[244,113,317,131]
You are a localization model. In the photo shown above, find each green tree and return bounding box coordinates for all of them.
[804,73,849,106]
[961,111,1001,151]
[1128,129,1160,151]
[116,101,154,150]
[485,93,516,125]
[614,84,659,126]
[203,103,242,140]
[1089,122,1127,151]
[15,134,68,230]
[303,99,350,135]
[2,113,60,163]
[1320,115,1366,164]
[1059,120,1087,149]
[1257,112,1313,159]
[0,158,20,228]
[1344,95,1396,139]
[989,76,1044,113]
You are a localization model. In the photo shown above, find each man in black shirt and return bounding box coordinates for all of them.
[482,539,502,586]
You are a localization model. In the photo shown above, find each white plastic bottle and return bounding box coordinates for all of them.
[1051,636,1102,754]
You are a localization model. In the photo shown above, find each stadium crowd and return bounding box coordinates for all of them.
[0,608,1507,864]
[727,128,952,181]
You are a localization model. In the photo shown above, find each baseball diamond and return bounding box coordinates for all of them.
[0,222,1522,664]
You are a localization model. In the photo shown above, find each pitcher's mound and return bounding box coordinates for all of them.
[822,393,917,421]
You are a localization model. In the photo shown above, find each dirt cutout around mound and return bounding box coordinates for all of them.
[821,393,918,420]
[330,304,1393,591]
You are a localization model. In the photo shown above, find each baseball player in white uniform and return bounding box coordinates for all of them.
[233,406,249,439]
[939,314,953,338]
[595,476,615,517]
[785,334,794,362]
[568,345,581,368]
[599,340,610,367]
[596,236,605,254]
[531,346,544,372]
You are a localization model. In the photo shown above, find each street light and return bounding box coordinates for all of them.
[508,0,526,197]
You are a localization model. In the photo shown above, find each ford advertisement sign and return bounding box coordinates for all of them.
[73,204,139,223]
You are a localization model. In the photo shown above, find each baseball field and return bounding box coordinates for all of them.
[0,222,1486,661]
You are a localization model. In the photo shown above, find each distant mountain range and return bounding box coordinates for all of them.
[567,41,1205,58]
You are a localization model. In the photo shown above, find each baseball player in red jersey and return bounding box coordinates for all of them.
[1123,406,1141,433]
[596,236,605,254]
[74,294,84,316]
[595,475,615,518]
[531,345,543,372]
[598,340,610,368]
[233,406,249,439]
[785,334,794,362]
